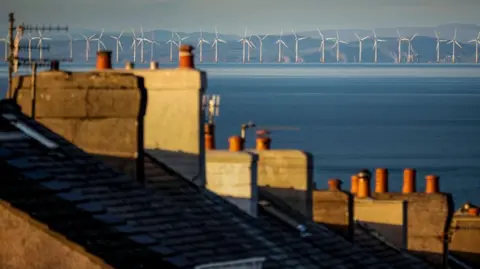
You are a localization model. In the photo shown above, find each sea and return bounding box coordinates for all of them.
[1,62,480,208]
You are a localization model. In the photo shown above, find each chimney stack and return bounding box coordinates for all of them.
[96,50,112,70]
[402,168,416,193]
[357,169,371,198]
[425,174,439,193]
[179,44,194,69]
[228,136,244,152]
[375,168,388,193]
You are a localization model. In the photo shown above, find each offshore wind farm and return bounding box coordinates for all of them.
[1,24,480,64]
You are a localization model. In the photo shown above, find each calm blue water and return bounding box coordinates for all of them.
[1,62,480,207]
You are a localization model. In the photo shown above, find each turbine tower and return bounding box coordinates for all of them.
[166,31,178,62]
[372,29,386,63]
[32,30,51,60]
[434,30,447,63]
[405,33,418,63]
[131,28,138,62]
[211,27,226,63]
[247,35,256,62]
[255,33,269,63]
[468,31,480,63]
[316,29,325,63]
[66,33,74,60]
[292,30,307,63]
[110,31,124,63]
[327,30,348,63]
[92,28,106,51]
[354,33,369,63]
[197,29,209,63]
[396,29,405,63]
[275,29,288,63]
[80,33,95,62]
[0,35,7,62]
[446,28,462,63]
[27,32,33,62]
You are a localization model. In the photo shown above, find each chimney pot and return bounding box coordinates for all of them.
[328,178,342,191]
[204,123,215,150]
[125,61,134,70]
[179,44,194,69]
[425,174,439,193]
[357,169,371,198]
[350,175,359,194]
[403,168,416,193]
[50,60,59,71]
[467,207,479,216]
[150,61,159,70]
[256,137,271,151]
[375,168,388,193]
[228,135,244,152]
[96,50,112,70]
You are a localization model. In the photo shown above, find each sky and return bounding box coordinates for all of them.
[2,0,479,35]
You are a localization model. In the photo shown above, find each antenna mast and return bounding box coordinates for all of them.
[6,12,69,98]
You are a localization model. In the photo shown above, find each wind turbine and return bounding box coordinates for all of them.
[292,30,307,63]
[197,29,209,63]
[26,32,33,62]
[275,29,288,63]
[238,28,253,64]
[175,32,189,50]
[468,31,480,64]
[255,33,269,63]
[446,28,462,63]
[316,29,325,63]
[136,26,151,63]
[110,31,124,63]
[92,28,106,51]
[372,29,386,63]
[66,33,74,60]
[434,30,447,63]
[354,33,369,63]
[166,31,178,62]
[131,28,138,62]
[149,31,160,62]
[327,30,348,63]
[32,30,51,60]
[405,33,418,63]
[396,29,406,63]
[80,33,95,62]
[211,26,226,63]
[247,35,256,62]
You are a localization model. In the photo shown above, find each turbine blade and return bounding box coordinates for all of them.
[355,33,360,39]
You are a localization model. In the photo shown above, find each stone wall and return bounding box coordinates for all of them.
[449,216,480,268]
[312,190,353,240]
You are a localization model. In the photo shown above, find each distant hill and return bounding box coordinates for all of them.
[2,24,478,64]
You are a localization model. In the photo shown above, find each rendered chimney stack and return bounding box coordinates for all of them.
[328,179,342,191]
[228,136,244,152]
[125,61,134,70]
[255,129,271,151]
[350,175,359,194]
[357,169,371,198]
[402,168,416,193]
[375,168,388,193]
[96,50,112,70]
[425,174,439,193]
[179,44,194,68]
[204,123,215,150]
[150,61,159,70]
